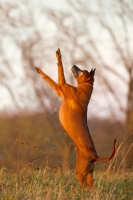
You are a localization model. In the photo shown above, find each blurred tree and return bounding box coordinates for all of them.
[0,0,133,168]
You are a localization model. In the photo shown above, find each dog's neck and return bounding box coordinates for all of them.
[77,82,93,98]
[78,82,93,86]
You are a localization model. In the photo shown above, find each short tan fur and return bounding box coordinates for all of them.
[35,48,116,189]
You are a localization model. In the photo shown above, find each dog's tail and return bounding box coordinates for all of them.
[96,139,116,162]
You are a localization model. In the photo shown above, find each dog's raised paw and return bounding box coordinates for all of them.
[56,48,61,58]
[35,67,42,74]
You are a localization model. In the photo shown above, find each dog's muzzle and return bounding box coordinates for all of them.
[71,65,83,78]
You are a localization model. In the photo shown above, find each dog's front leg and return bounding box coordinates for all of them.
[35,67,62,97]
[56,48,66,85]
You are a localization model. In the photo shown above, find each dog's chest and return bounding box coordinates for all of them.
[59,101,87,139]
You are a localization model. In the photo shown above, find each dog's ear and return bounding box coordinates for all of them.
[89,68,96,77]
[86,68,96,84]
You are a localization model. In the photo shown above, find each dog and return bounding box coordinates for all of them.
[35,48,116,189]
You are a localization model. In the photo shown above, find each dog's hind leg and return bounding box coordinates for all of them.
[75,171,85,186]
[86,172,94,189]
[75,169,94,189]
[75,153,94,189]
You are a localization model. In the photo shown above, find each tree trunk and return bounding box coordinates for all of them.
[123,67,133,169]
[62,135,74,171]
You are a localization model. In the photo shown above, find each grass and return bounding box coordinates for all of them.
[0,167,133,200]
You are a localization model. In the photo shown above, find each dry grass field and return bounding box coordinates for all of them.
[0,166,133,200]
[0,115,133,199]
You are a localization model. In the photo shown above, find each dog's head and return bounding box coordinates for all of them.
[71,65,96,85]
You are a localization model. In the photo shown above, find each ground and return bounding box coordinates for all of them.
[0,167,133,200]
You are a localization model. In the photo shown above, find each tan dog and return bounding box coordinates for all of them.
[35,48,116,189]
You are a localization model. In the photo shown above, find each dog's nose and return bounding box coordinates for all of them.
[71,65,82,72]
[72,65,80,70]
[73,65,77,68]
[71,65,83,78]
